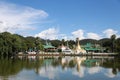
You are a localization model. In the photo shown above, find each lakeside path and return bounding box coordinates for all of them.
[17,53,119,57]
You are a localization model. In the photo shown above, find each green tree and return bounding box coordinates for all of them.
[0,32,43,56]
[35,37,44,51]
[51,40,61,47]
[111,34,116,52]
[116,38,120,53]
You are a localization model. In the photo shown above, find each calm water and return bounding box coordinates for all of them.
[0,56,120,80]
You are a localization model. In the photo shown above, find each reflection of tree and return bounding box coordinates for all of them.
[112,57,117,75]
[69,60,76,68]
[0,57,44,78]
[0,58,22,77]
[101,57,120,75]
[1,56,120,79]
[52,59,61,67]
[34,58,44,74]
[112,68,117,75]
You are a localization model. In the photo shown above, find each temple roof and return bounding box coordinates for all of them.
[43,45,55,49]
[83,43,100,51]
[85,48,100,51]
[43,40,55,49]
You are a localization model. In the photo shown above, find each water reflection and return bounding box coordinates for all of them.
[0,56,120,80]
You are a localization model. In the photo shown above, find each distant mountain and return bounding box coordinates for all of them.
[98,38,110,43]
[98,38,111,47]
[80,39,98,45]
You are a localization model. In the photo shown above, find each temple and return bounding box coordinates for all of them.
[84,43,101,53]
[43,40,56,52]
[75,38,86,54]
[57,40,72,53]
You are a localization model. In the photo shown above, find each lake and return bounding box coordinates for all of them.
[0,56,120,80]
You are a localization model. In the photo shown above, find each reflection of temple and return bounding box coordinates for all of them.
[61,56,73,67]
[61,56,86,72]
[27,51,36,59]
[75,57,86,72]
[75,38,86,54]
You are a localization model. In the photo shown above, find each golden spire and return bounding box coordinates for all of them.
[76,38,81,50]
[75,37,86,54]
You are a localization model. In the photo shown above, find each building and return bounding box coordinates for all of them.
[83,43,101,53]
[43,41,56,52]
[57,41,72,53]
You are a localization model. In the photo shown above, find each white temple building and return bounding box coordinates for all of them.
[58,40,73,53]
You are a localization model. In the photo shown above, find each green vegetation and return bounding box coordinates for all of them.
[0,32,120,57]
[0,32,44,57]
[99,34,120,53]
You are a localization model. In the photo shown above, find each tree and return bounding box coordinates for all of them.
[62,39,65,45]
[116,38,120,53]
[35,37,44,51]
[111,34,116,52]
[51,40,61,47]
[0,32,45,57]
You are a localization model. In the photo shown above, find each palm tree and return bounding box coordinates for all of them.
[111,34,116,52]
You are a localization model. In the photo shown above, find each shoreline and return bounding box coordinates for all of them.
[17,53,119,56]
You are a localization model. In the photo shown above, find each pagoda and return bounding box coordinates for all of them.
[75,38,86,54]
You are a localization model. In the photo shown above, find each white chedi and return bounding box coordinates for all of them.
[75,38,86,54]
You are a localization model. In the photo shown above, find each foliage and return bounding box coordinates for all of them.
[0,32,120,56]
[51,40,61,47]
[115,38,120,53]
[80,39,98,45]
[0,32,44,56]
[99,35,119,53]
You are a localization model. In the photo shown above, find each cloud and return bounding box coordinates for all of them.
[71,29,101,40]
[105,69,116,78]
[0,2,48,34]
[72,29,85,40]
[38,66,60,80]
[88,67,101,74]
[35,28,120,40]
[87,32,101,40]
[59,34,68,41]
[35,28,59,40]
[103,29,118,38]
[118,35,120,38]
[72,66,85,78]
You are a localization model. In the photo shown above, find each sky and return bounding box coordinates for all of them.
[0,0,120,40]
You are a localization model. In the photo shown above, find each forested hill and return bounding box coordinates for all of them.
[0,32,120,56]
[0,32,44,56]
[80,39,98,45]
